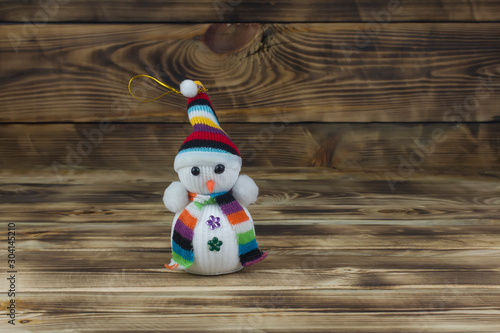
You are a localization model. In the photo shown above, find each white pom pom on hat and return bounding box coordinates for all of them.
[180,80,199,98]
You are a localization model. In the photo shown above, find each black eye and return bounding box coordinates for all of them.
[215,164,225,174]
[191,167,200,176]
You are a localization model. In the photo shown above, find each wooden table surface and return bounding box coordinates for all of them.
[1,168,499,332]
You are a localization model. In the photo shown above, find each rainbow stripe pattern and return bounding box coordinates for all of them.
[177,92,240,157]
[171,192,267,268]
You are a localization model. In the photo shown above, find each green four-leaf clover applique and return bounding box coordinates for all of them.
[208,237,223,252]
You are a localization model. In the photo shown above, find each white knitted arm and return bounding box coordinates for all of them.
[163,181,189,213]
[231,174,259,207]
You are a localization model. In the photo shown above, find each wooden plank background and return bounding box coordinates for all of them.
[1,123,499,172]
[1,23,499,123]
[1,0,500,22]
[1,0,499,332]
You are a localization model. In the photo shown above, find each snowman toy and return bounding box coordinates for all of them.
[163,79,267,275]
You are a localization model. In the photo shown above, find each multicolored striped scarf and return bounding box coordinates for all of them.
[171,191,267,268]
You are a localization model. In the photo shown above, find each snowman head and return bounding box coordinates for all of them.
[174,80,242,195]
[177,163,240,195]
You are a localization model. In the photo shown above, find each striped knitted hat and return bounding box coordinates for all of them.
[173,80,242,172]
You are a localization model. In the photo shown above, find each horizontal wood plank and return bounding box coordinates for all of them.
[1,123,499,173]
[1,23,499,122]
[7,311,500,332]
[2,167,500,183]
[1,171,499,224]
[5,223,500,252]
[9,251,500,289]
[1,0,500,23]
[16,289,500,314]
[8,289,500,332]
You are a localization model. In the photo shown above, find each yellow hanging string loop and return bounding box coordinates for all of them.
[128,75,182,102]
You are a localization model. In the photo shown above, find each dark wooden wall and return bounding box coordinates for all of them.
[1,0,499,174]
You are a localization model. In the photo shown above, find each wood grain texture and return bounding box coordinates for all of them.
[5,309,500,333]
[1,123,499,173]
[5,290,500,332]
[8,290,500,333]
[3,226,500,331]
[1,23,499,123]
[5,223,500,252]
[1,0,500,22]
[1,170,499,224]
[2,171,500,331]
[4,219,500,250]
[14,289,500,313]
[2,166,499,183]
[10,250,500,289]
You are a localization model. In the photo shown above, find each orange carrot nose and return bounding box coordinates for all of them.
[206,180,215,194]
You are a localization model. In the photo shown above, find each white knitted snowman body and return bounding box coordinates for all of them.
[170,205,257,275]
[165,173,262,275]
[162,80,267,276]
